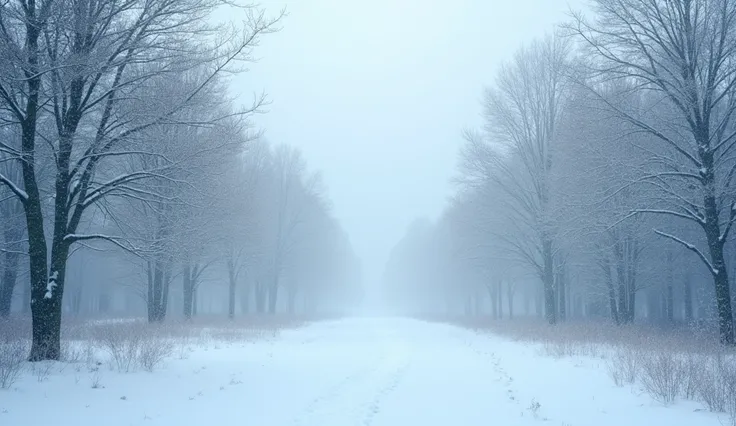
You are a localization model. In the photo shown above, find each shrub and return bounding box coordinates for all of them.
[0,339,26,389]
[606,347,640,386]
[698,354,733,412]
[94,322,174,372]
[96,323,145,373]
[639,351,684,405]
[139,337,173,372]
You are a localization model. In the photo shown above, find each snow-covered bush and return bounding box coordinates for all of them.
[98,324,145,372]
[639,351,684,405]
[0,320,28,389]
[606,346,640,386]
[698,354,736,414]
[94,322,175,372]
[680,352,702,400]
[139,337,173,372]
[0,339,26,389]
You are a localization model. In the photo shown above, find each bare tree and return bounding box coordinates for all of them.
[459,33,572,324]
[0,0,281,359]
[570,0,736,343]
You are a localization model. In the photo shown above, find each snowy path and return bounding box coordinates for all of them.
[1,318,722,425]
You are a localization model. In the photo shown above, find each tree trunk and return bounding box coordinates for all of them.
[70,287,82,315]
[613,239,628,322]
[28,242,69,361]
[147,259,168,323]
[161,267,171,319]
[268,276,278,314]
[507,282,514,319]
[625,237,639,323]
[255,281,266,314]
[666,250,674,323]
[602,255,619,325]
[240,282,251,315]
[701,144,734,344]
[0,249,20,317]
[684,273,693,323]
[21,7,53,361]
[542,238,557,324]
[183,264,194,320]
[556,264,566,322]
[488,284,498,319]
[227,259,236,319]
[192,288,198,317]
[497,281,503,319]
[287,286,297,315]
[535,286,543,318]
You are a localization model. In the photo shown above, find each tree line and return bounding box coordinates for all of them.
[384,0,736,345]
[0,0,361,361]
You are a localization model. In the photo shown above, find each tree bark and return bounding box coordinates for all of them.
[255,281,266,314]
[556,264,566,322]
[267,276,278,314]
[0,249,19,317]
[227,259,236,319]
[684,273,693,323]
[507,282,514,319]
[702,184,735,342]
[240,282,251,315]
[147,258,169,323]
[487,284,498,319]
[602,255,619,325]
[666,250,674,323]
[497,281,503,319]
[28,241,69,361]
[183,264,194,320]
[542,238,557,324]
[287,286,297,315]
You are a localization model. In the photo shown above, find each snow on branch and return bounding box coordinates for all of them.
[0,173,28,202]
[63,234,143,257]
[653,230,717,276]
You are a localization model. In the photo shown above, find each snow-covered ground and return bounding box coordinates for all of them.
[0,318,723,425]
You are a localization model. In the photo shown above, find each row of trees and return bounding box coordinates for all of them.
[0,0,361,361]
[384,0,736,344]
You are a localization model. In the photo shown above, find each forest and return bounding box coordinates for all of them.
[384,0,736,346]
[0,0,362,361]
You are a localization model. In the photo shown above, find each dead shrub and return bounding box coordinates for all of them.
[606,346,640,386]
[0,339,26,389]
[0,319,28,389]
[698,354,732,412]
[639,351,685,405]
[139,337,173,372]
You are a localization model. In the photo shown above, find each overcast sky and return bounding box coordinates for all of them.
[233,0,585,299]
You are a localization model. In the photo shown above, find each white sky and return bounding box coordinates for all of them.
[233,0,585,296]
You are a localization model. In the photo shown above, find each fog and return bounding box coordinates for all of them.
[239,0,585,305]
[3,3,736,424]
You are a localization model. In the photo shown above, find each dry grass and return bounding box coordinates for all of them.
[0,314,307,379]
[438,315,736,421]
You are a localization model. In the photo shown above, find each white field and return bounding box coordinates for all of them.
[0,317,724,425]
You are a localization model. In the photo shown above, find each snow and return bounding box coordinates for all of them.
[44,271,59,299]
[0,318,724,425]
[0,174,28,201]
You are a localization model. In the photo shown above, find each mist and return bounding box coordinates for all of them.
[2,1,736,425]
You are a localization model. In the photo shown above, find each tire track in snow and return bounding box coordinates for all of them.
[361,349,412,426]
[291,341,412,426]
[292,351,388,426]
